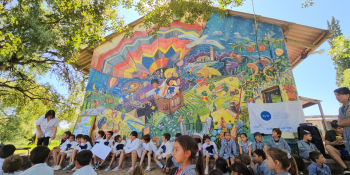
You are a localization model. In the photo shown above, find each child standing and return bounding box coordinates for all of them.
[154,133,173,171]
[63,134,83,170]
[253,149,274,175]
[140,134,157,172]
[215,157,231,175]
[252,132,268,152]
[113,131,142,173]
[202,135,218,174]
[238,133,252,157]
[265,147,298,175]
[54,135,76,170]
[268,128,291,153]
[307,151,331,175]
[105,135,126,171]
[219,132,237,166]
[172,135,204,175]
[298,130,319,159]
[73,150,96,175]
[94,131,114,170]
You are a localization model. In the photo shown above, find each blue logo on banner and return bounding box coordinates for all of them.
[261,111,271,121]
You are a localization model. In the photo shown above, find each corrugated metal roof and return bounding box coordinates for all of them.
[72,9,333,74]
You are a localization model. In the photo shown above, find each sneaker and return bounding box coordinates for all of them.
[69,161,75,166]
[205,167,209,175]
[105,167,112,171]
[71,167,76,172]
[51,165,56,169]
[93,163,98,169]
[344,169,350,175]
[53,165,61,171]
[157,161,164,169]
[94,165,102,171]
[128,167,134,173]
[62,165,71,171]
[112,167,122,172]
[145,166,151,172]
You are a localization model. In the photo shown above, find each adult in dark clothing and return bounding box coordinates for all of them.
[325,120,350,174]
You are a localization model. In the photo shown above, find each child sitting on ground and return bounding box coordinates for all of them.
[307,151,331,175]
[73,150,96,175]
[253,149,274,175]
[0,144,16,174]
[63,134,83,170]
[265,147,298,175]
[238,133,252,157]
[154,133,173,171]
[219,132,237,166]
[298,130,319,159]
[252,132,268,152]
[215,157,231,175]
[94,131,114,170]
[54,134,76,170]
[113,131,142,173]
[239,154,254,172]
[173,135,204,175]
[21,146,53,175]
[130,165,144,175]
[51,131,71,168]
[268,128,291,153]
[202,135,218,174]
[139,134,157,172]
[2,155,23,175]
[231,162,254,175]
[105,135,126,171]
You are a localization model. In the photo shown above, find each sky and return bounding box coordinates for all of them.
[45,0,350,118]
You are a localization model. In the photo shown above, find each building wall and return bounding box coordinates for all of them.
[81,13,299,147]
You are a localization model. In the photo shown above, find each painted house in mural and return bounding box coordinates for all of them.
[73,10,332,147]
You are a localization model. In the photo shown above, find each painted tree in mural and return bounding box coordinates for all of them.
[327,17,350,87]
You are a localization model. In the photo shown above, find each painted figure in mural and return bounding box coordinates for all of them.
[144,79,161,99]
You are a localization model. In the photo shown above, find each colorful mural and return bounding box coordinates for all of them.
[82,13,299,148]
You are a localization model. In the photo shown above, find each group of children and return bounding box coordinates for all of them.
[0,126,333,175]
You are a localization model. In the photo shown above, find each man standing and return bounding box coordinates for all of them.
[325,120,350,174]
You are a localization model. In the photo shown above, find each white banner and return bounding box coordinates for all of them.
[247,101,306,134]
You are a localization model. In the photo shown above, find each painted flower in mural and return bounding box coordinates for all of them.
[211,130,218,136]
[217,125,222,130]
[237,121,244,127]
[226,123,233,130]
[218,129,221,134]
[196,78,208,87]
[238,128,244,134]
[211,137,216,142]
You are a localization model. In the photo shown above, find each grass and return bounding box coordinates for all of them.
[14,140,60,155]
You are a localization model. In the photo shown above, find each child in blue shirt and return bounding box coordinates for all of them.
[268,128,291,153]
[307,151,331,175]
[202,135,218,174]
[252,132,268,152]
[298,130,319,159]
[253,149,274,175]
[219,132,237,166]
[238,133,252,157]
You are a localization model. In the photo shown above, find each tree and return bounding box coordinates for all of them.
[327,17,350,86]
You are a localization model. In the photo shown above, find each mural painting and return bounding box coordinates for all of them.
[81,14,299,148]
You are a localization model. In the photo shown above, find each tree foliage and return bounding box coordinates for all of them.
[327,17,350,86]
[0,0,317,143]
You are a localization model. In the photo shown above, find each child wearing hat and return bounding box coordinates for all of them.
[252,132,268,152]
[298,130,319,159]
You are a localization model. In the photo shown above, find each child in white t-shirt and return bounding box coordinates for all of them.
[54,135,76,170]
[140,134,158,172]
[105,135,126,171]
[94,131,114,170]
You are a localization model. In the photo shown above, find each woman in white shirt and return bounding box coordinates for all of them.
[35,110,59,146]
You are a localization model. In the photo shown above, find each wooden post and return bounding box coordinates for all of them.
[317,102,327,132]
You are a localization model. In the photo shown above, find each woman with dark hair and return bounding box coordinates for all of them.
[335,87,350,153]
[35,110,60,146]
